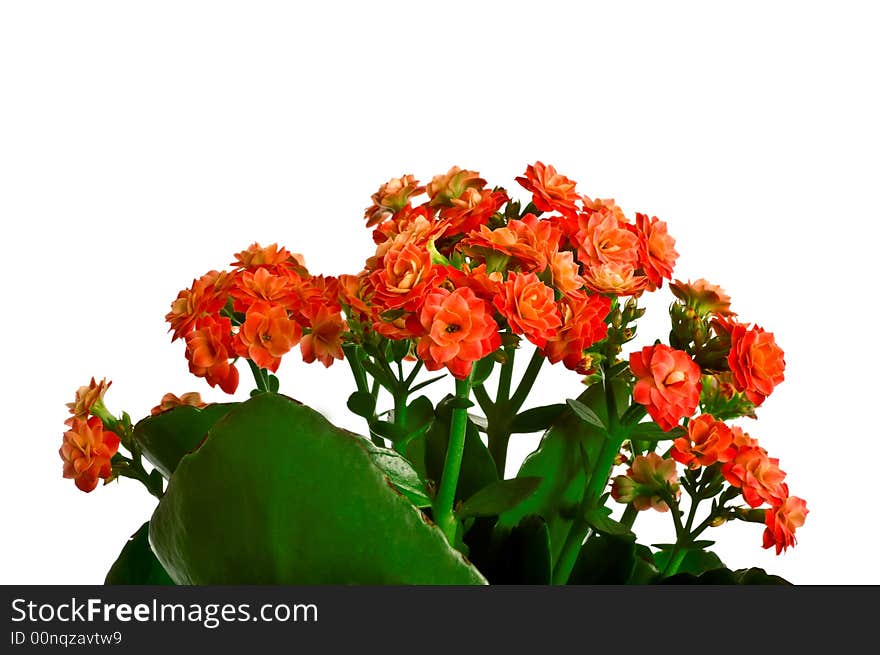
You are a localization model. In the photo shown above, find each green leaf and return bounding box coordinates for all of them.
[627,422,686,442]
[660,567,791,585]
[424,410,498,503]
[105,522,174,585]
[566,398,607,431]
[369,420,408,443]
[654,549,725,577]
[509,404,567,434]
[404,395,435,434]
[583,507,635,538]
[267,374,280,393]
[132,403,236,479]
[458,477,543,518]
[149,393,486,584]
[568,534,636,584]
[485,516,552,584]
[470,355,496,387]
[498,383,609,566]
[362,441,432,508]
[347,391,376,419]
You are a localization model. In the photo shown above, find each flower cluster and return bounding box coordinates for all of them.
[61,162,808,581]
[612,279,806,554]
[60,378,119,492]
[165,244,347,393]
[344,162,678,379]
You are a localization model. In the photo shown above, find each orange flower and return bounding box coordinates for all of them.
[66,377,112,424]
[610,452,680,512]
[364,174,425,227]
[439,187,508,236]
[426,166,485,207]
[300,304,346,367]
[719,319,785,406]
[493,272,562,348]
[231,266,302,313]
[338,272,376,322]
[722,446,787,508]
[670,278,735,317]
[547,249,585,296]
[635,213,678,288]
[237,302,302,372]
[763,496,808,554]
[541,293,611,373]
[166,269,234,341]
[671,413,736,469]
[461,214,560,273]
[369,238,442,311]
[630,344,702,431]
[445,263,503,302]
[582,260,650,296]
[416,287,500,379]
[232,242,305,272]
[150,392,207,416]
[515,162,580,214]
[574,208,640,268]
[60,416,120,493]
[184,317,240,393]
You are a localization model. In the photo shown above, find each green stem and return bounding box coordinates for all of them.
[433,373,473,544]
[473,384,494,416]
[246,359,269,392]
[620,503,639,530]
[552,519,590,585]
[487,426,510,478]
[509,348,545,413]
[497,345,515,404]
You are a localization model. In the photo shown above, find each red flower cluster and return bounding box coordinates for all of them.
[60,378,119,492]
[671,414,807,553]
[630,344,702,431]
[166,243,346,393]
[343,162,680,379]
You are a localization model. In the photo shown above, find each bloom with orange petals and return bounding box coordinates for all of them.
[541,293,611,372]
[547,249,586,296]
[671,413,736,469]
[722,447,787,508]
[515,162,580,214]
[416,287,500,379]
[444,263,503,302]
[462,214,560,273]
[670,278,735,318]
[610,452,680,512]
[722,320,785,407]
[237,303,302,372]
[574,208,640,269]
[636,213,678,288]
[763,496,808,554]
[232,242,304,272]
[370,238,442,311]
[300,305,346,367]
[60,416,120,493]
[439,187,508,236]
[493,272,561,348]
[150,392,208,416]
[166,269,234,341]
[231,266,302,313]
[582,261,650,297]
[66,377,112,423]
[184,317,240,394]
[426,167,485,207]
[630,344,702,431]
[364,174,425,227]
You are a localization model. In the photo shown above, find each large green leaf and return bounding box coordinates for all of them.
[485,516,552,584]
[149,393,486,584]
[497,381,613,565]
[654,548,725,578]
[568,534,636,584]
[105,522,174,585]
[458,477,542,518]
[660,567,791,585]
[132,403,236,478]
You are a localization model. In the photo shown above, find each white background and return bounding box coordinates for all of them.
[2,1,877,584]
